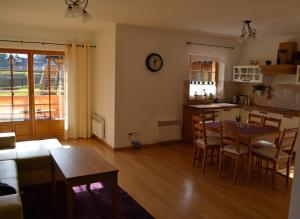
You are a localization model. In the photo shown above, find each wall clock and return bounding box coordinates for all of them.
[145,53,163,72]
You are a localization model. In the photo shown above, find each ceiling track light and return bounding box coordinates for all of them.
[65,0,93,22]
[236,20,257,44]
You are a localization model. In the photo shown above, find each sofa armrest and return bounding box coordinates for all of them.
[0,194,23,219]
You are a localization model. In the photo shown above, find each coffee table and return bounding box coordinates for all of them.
[50,147,119,219]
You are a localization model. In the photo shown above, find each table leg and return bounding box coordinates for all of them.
[66,183,74,219]
[86,183,91,192]
[112,174,118,219]
[50,157,56,216]
[51,157,56,197]
[247,139,254,184]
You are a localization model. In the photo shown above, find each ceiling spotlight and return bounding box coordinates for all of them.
[65,0,93,22]
[236,20,257,44]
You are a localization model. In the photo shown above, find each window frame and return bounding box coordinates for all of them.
[0,48,64,123]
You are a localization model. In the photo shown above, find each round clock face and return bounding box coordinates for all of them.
[145,53,163,72]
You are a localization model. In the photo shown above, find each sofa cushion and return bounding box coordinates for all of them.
[0,149,17,162]
[0,160,17,179]
[16,139,62,171]
[0,133,16,150]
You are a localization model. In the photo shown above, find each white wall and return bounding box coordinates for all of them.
[0,23,95,51]
[114,24,241,148]
[92,24,117,146]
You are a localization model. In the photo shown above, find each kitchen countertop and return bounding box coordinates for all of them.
[185,103,300,116]
[186,103,239,109]
[241,105,300,117]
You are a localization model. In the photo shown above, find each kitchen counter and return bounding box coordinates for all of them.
[186,103,239,109]
[241,105,300,117]
[183,103,240,143]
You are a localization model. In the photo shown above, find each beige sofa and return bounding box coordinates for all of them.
[0,133,62,219]
[0,160,23,219]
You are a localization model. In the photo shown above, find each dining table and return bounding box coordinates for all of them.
[205,120,281,183]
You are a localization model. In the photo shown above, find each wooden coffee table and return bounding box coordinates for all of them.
[50,147,119,219]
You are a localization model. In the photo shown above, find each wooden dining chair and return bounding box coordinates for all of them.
[252,128,298,189]
[247,113,264,126]
[192,116,221,173]
[192,111,216,123]
[218,121,249,183]
[262,117,281,129]
[253,117,282,149]
[192,111,218,137]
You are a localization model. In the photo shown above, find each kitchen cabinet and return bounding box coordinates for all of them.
[220,108,240,121]
[281,115,300,130]
[233,66,262,83]
[240,108,252,123]
[214,109,222,121]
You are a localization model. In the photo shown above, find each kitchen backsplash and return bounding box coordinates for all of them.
[224,81,300,110]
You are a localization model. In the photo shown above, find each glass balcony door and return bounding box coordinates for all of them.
[0,52,30,122]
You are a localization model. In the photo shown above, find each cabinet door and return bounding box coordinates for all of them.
[281,115,300,131]
[240,109,253,123]
[220,108,240,121]
[214,110,222,121]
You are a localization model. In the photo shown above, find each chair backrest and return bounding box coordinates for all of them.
[276,128,298,157]
[202,111,216,122]
[220,121,242,153]
[192,111,216,125]
[262,117,281,130]
[193,121,207,144]
[247,113,263,126]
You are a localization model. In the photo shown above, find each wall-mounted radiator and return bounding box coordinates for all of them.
[92,114,105,139]
[156,120,181,142]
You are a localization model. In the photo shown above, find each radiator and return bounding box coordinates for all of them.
[156,120,181,142]
[92,114,105,139]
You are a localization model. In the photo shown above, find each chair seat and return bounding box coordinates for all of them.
[253,140,276,149]
[252,148,290,161]
[206,131,220,138]
[222,144,248,154]
[196,136,221,148]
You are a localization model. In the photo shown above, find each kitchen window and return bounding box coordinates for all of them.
[188,60,218,98]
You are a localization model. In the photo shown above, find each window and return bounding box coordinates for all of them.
[189,60,218,98]
[0,49,64,123]
[33,54,64,120]
[0,53,30,122]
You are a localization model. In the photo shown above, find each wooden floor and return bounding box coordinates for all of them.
[62,138,291,219]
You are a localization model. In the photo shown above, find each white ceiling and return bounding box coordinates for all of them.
[1,0,300,37]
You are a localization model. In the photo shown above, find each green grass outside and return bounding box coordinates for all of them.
[0,70,29,75]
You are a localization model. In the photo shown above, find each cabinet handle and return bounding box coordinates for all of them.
[242,79,250,82]
[283,115,293,118]
[223,109,231,111]
[244,109,253,112]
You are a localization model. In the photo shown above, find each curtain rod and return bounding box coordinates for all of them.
[187,41,234,50]
[0,39,96,48]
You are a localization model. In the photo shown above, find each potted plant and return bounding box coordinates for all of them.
[253,84,267,95]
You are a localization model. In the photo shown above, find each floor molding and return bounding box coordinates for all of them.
[114,140,184,151]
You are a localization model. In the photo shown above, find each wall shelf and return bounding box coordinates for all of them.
[260,64,297,74]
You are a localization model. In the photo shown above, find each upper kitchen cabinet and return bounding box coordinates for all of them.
[232,65,262,83]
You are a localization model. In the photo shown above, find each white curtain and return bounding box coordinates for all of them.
[64,43,92,139]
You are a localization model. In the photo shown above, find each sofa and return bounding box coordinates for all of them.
[0,133,62,219]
